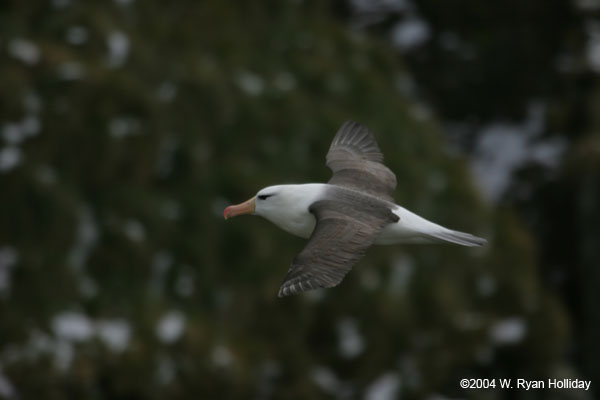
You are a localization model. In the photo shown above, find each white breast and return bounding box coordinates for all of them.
[273,212,317,239]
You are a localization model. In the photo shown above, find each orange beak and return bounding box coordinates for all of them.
[223,197,255,219]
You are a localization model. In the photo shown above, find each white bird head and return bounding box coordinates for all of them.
[223,184,324,232]
[223,185,299,219]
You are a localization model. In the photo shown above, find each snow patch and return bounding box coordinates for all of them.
[0,147,22,172]
[236,71,264,96]
[106,31,130,68]
[96,319,131,352]
[365,372,402,400]
[53,312,95,342]
[156,310,186,344]
[2,124,24,145]
[489,317,527,345]
[337,318,365,358]
[391,16,430,50]
[310,366,342,395]
[53,312,132,353]
[471,103,566,202]
[8,38,40,65]
[0,365,16,399]
[2,116,41,145]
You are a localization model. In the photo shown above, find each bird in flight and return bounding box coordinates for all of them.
[224,121,486,297]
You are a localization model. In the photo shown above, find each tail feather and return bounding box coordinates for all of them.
[426,229,487,247]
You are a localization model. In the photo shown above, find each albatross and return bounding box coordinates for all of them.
[224,121,486,297]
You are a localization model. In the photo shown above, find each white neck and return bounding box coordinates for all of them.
[256,183,326,238]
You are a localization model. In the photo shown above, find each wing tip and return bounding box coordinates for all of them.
[277,281,299,298]
[277,276,325,298]
[277,285,299,298]
[332,120,384,161]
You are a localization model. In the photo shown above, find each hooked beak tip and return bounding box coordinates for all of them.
[223,197,255,220]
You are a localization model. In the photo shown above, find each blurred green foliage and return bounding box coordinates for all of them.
[0,1,590,399]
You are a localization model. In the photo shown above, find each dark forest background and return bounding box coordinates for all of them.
[0,0,598,399]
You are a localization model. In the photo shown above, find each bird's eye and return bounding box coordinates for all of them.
[258,194,274,200]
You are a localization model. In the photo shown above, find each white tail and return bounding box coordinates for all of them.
[376,206,488,246]
[425,229,487,247]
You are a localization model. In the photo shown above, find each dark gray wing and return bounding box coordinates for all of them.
[278,195,398,298]
[326,120,397,202]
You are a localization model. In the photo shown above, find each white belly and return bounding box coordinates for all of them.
[273,213,316,239]
[272,203,443,244]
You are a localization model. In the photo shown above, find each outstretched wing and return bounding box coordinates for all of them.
[278,196,398,297]
[326,120,397,202]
